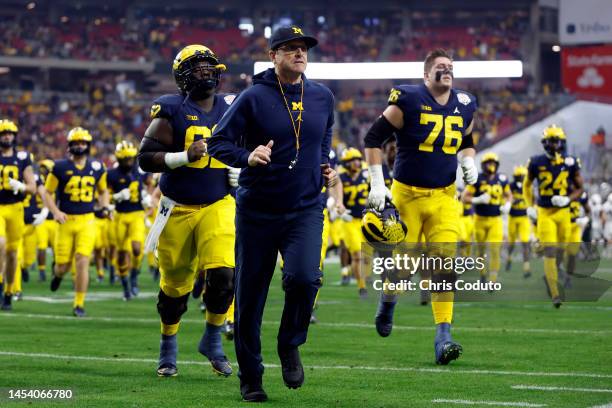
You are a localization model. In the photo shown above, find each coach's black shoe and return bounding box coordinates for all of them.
[240,379,268,402]
[278,346,304,389]
[435,323,462,365]
[50,275,63,292]
[375,298,396,337]
[1,294,12,311]
[72,307,86,317]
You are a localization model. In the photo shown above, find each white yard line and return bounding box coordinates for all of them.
[588,403,612,408]
[0,350,611,379]
[512,385,612,393]
[1,312,609,336]
[432,398,546,407]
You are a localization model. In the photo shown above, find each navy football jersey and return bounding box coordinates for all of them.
[388,84,477,188]
[570,191,588,222]
[47,158,106,214]
[0,150,32,204]
[341,169,369,218]
[107,166,147,213]
[468,173,509,217]
[150,93,234,205]
[23,174,44,224]
[527,154,581,208]
[509,180,528,217]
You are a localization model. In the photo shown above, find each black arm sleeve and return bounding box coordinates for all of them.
[364,115,398,149]
[137,136,172,173]
[458,132,474,151]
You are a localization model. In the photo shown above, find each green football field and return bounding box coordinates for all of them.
[1,257,611,408]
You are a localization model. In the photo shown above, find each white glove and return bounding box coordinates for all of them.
[8,178,26,195]
[576,216,589,228]
[141,193,153,208]
[145,217,153,228]
[32,207,49,226]
[551,195,570,207]
[501,201,511,215]
[367,164,392,211]
[472,193,491,205]
[108,204,116,212]
[228,167,240,188]
[112,188,131,203]
[340,212,354,222]
[459,156,478,185]
[527,207,538,221]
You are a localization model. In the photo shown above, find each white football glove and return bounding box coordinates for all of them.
[8,178,26,195]
[501,201,511,215]
[367,164,392,211]
[527,206,538,221]
[551,195,571,207]
[576,216,589,228]
[471,193,491,205]
[145,217,153,228]
[340,212,354,222]
[141,193,153,208]
[112,188,131,203]
[459,156,478,185]
[32,207,49,226]
[228,167,240,188]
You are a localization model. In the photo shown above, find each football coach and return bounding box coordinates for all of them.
[207,25,336,402]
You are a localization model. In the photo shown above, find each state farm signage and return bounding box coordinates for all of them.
[562,45,612,97]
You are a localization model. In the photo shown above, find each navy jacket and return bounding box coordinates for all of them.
[208,68,334,213]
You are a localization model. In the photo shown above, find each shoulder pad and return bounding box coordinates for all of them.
[17,151,28,160]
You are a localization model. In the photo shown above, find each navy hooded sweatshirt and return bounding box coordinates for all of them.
[207,68,334,213]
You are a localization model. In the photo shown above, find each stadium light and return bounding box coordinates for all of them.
[253,60,523,79]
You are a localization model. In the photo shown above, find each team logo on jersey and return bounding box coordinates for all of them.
[292,27,304,35]
[91,161,102,171]
[292,102,304,111]
[453,107,460,114]
[457,93,471,106]
[565,157,575,166]
[224,94,236,105]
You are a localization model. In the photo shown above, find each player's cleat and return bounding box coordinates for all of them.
[523,271,532,279]
[130,268,140,296]
[240,379,268,402]
[72,307,86,317]
[39,271,46,282]
[50,275,63,292]
[434,323,463,365]
[192,275,205,299]
[223,321,234,341]
[123,292,132,301]
[198,324,232,377]
[278,346,304,389]
[340,275,350,286]
[14,292,22,301]
[157,334,178,377]
[552,296,562,308]
[21,268,29,283]
[420,289,430,306]
[505,259,512,272]
[1,294,12,311]
[374,298,396,337]
[359,288,368,300]
[96,276,104,284]
[120,277,131,300]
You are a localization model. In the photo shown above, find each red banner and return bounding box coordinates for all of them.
[562,45,612,97]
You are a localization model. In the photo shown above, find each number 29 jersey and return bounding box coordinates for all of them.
[150,93,235,205]
[388,84,477,188]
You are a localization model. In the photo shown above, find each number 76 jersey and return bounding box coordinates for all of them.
[150,93,235,205]
[388,84,477,188]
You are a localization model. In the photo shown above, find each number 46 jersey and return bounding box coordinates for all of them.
[150,93,235,205]
[388,84,477,188]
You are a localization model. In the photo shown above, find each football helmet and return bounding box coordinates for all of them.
[67,127,92,156]
[115,141,137,159]
[39,159,54,177]
[541,124,566,159]
[0,119,18,148]
[362,201,407,244]
[173,45,226,98]
[513,165,527,181]
[480,152,499,174]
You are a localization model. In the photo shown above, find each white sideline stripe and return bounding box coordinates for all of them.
[0,350,611,379]
[512,385,612,393]
[1,312,609,336]
[589,403,612,408]
[23,292,157,304]
[432,399,546,407]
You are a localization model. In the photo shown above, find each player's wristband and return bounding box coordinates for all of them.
[164,151,189,169]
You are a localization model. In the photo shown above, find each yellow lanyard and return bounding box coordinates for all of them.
[276,74,304,169]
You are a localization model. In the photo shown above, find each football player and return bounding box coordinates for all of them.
[364,48,478,365]
[566,190,590,287]
[339,148,369,298]
[93,201,111,284]
[0,120,37,310]
[463,152,511,284]
[43,127,110,317]
[524,124,583,308]
[36,159,56,282]
[108,141,148,300]
[138,44,238,378]
[506,165,532,277]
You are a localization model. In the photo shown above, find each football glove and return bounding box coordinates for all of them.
[228,167,240,187]
[527,206,538,221]
[576,216,589,228]
[141,193,153,208]
[459,156,478,185]
[32,208,49,226]
[367,164,392,211]
[551,195,570,207]
[340,212,354,222]
[8,178,26,195]
[112,188,131,203]
[501,202,511,215]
